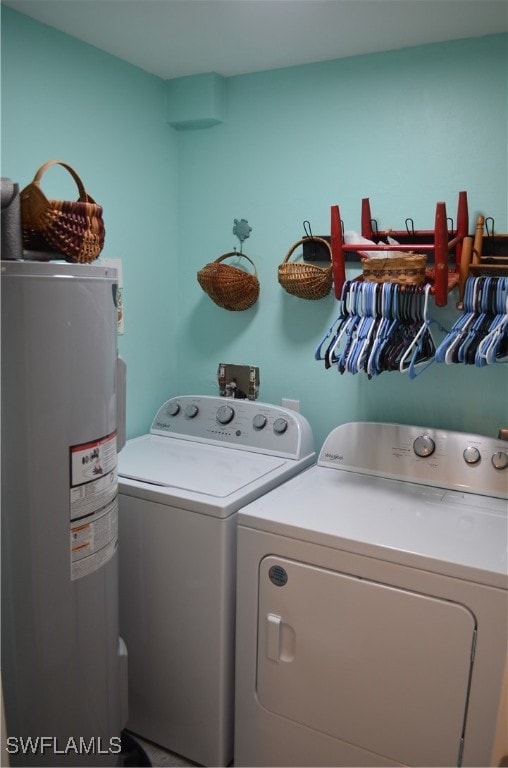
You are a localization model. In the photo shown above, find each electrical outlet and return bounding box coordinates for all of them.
[282,398,300,412]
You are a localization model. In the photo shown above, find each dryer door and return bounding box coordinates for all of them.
[257,556,475,767]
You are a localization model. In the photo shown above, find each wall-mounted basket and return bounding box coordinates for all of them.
[197,251,259,311]
[278,237,333,300]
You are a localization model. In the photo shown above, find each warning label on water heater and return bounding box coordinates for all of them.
[69,432,118,581]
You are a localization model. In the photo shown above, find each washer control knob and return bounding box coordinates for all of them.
[253,414,267,431]
[413,434,435,458]
[184,404,199,419]
[216,405,234,425]
[491,451,508,470]
[167,402,180,417]
[463,446,481,465]
[273,417,288,435]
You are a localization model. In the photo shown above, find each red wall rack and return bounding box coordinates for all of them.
[329,191,469,306]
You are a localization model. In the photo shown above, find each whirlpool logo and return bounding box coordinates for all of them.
[323,452,344,463]
[155,421,171,430]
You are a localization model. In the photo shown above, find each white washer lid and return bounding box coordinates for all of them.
[118,434,286,498]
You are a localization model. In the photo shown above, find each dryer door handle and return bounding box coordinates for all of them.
[266,613,281,662]
[265,614,296,663]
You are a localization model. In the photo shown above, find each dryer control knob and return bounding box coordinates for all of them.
[184,404,199,419]
[216,405,234,425]
[413,434,435,458]
[273,417,288,435]
[167,402,180,417]
[253,414,267,431]
[463,446,481,465]
[491,451,508,470]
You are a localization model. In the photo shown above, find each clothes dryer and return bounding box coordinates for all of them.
[117,396,315,767]
[235,422,508,768]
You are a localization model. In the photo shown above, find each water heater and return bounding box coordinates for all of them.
[1,260,127,767]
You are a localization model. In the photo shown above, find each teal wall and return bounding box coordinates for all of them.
[2,7,507,448]
[177,34,508,447]
[1,7,180,438]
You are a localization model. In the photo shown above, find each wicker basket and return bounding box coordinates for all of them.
[20,160,105,263]
[278,237,333,300]
[197,252,259,311]
[362,253,427,285]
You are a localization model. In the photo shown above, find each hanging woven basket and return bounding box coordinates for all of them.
[278,237,333,300]
[197,251,260,311]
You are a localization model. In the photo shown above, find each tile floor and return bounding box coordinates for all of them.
[127,732,199,767]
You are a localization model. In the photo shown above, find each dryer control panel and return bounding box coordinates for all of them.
[319,421,508,499]
[150,396,315,459]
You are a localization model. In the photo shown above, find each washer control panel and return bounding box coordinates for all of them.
[150,395,314,459]
[319,422,508,499]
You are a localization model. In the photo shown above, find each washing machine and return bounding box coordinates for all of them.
[235,421,508,768]
[117,395,315,767]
